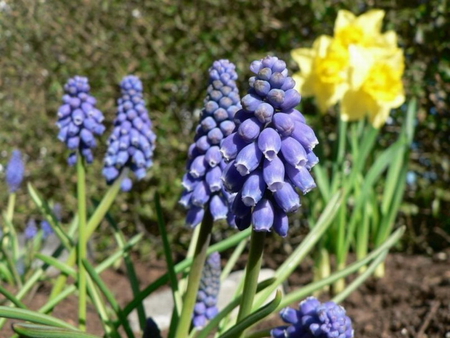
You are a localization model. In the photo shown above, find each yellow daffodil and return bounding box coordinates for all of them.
[334,9,397,50]
[291,8,404,124]
[291,35,350,113]
[341,47,405,128]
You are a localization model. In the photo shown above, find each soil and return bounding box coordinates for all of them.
[1,253,449,337]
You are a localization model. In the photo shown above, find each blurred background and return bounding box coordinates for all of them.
[0,0,449,258]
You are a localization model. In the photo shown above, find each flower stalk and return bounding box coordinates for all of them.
[174,208,214,338]
[236,230,266,337]
[76,154,87,331]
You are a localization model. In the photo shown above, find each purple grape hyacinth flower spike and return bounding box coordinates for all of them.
[221,56,318,236]
[24,219,38,241]
[103,76,156,191]
[271,297,354,338]
[180,60,241,228]
[56,76,106,165]
[6,150,25,193]
[193,252,221,328]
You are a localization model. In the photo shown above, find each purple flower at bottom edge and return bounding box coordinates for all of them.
[271,297,354,338]
[220,55,319,236]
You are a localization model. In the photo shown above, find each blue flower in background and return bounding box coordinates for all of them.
[271,297,354,338]
[221,56,318,236]
[6,149,25,193]
[24,219,38,241]
[103,75,156,192]
[193,252,221,328]
[180,60,241,228]
[56,76,106,166]
[40,220,53,239]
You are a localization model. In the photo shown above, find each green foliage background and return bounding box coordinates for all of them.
[1,0,449,254]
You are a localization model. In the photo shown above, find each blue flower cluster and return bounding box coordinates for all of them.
[40,221,53,239]
[57,76,106,165]
[24,219,38,241]
[271,297,354,338]
[221,56,318,236]
[193,252,221,328]
[180,60,241,227]
[103,76,156,191]
[6,150,25,193]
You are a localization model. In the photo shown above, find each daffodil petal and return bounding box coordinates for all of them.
[356,10,385,36]
[340,89,374,122]
[291,48,315,75]
[334,10,356,31]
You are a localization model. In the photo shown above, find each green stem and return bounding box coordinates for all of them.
[77,155,87,331]
[107,213,147,331]
[332,250,388,304]
[174,209,214,338]
[335,118,347,165]
[2,193,19,262]
[6,192,16,223]
[50,170,126,300]
[236,230,266,338]
[313,247,330,295]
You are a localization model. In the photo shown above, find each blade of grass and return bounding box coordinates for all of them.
[12,323,99,338]
[154,192,181,338]
[82,259,135,338]
[253,191,342,309]
[219,290,282,338]
[106,215,146,332]
[121,227,252,321]
[0,307,78,329]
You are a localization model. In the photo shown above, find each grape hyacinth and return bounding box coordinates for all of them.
[41,221,53,239]
[103,76,156,191]
[56,76,106,165]
[193,252,221,328]
[271,297,354,338]
[6,149,25,193]
[180,60,241,227]
[24,219,38,241]
[221,56,319,236]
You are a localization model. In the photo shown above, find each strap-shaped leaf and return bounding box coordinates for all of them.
[219,290,282,338]
[12,323,99,338]
[0,307,77,329]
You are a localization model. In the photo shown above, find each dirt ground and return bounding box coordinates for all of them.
[1,252,449,337]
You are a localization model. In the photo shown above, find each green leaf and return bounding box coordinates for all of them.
[155,192,181,329]
[218,290,282,338]
[403,98,418,144]
[252,191,342,309]
[197,278,275,338]
[12,323,99,338]
[0,284,27,309]
[82,259,134,338]
[122,227,252,318]
[35,253,76,278]
[278,226,404,309]
[0,307,77,329]
[27,183,73,250]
